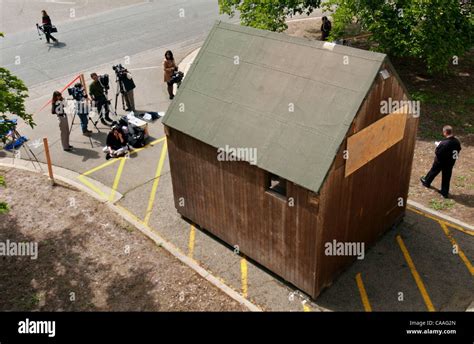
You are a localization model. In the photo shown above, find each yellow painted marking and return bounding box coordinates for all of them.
[188,225,196,258]
[143,141,168,225]
[77,175,108,200]
[302,301,311,312]
[82,158,120,176]
[396,235,435,311]
[439,222,474,275]
[407,206,473,237]
[355,273,372,312]
[109,157,127,202]
[116,204,143,224]
[80,136,166,176]
[241,257,248,298]
[131,137,166,155]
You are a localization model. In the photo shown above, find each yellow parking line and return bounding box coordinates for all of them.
[302,301,311,312]
[82,158,120,176]
[396,235,435,311]
[132,137,166,155]
[116,204,143,224]
[439,222,474,275]
[109,157,127,202]
[143,141,168,225]
[355,273,372,312]
[188,225,196,258]
[241,257,248,298]
[77,175,108,200]
[407,206,473,237]
[80,137,166,177]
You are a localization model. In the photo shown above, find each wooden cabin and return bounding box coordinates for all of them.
[162,21,418,299]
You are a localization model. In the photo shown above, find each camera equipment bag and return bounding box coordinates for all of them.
[118,116,147,148]
[171,71,184,85]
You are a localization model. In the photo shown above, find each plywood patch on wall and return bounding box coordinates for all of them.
[345,106,408,177]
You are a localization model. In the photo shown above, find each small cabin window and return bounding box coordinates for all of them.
[266,173,287,198]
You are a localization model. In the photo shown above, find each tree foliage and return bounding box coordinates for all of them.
[325,0,474,74]
[0,32,35,143]
[218,0,474,74]
[218,0,322,32]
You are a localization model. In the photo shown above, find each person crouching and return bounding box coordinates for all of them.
[103,125,128,160]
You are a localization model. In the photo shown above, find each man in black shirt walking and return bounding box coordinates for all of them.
[421,125,461,198]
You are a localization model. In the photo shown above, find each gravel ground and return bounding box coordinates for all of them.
[0,167,247,311]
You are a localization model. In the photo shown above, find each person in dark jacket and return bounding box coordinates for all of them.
[321,16,332,41]
[89,73,113,125]
[41,10,58,44]
[421,125,462,198]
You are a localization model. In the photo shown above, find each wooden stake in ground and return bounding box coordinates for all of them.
[43,137,55,185]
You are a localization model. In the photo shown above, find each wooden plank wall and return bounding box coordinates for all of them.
[314,63,419,297]
[165,127,320,295]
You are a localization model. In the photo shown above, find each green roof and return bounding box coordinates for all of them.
[162,21,387,193]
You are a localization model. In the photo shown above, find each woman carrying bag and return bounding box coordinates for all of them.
[163,50,177,100]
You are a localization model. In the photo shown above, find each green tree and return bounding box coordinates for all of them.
[0,32,35,142]
[325,0,474,74]
[218,0,474,74]
[1,32,35,215]
[218,0,322,32]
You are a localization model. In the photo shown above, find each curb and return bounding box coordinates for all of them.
[407,199,473,232]
[0,158,262,312]
[466,301,474,312]
[0,158,122,203]
[179,47,201,76]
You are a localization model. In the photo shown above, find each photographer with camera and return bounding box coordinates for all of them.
[51,91,72,152]
[68,83,92,136]
[89,73,113,126]
[113,65,136,111]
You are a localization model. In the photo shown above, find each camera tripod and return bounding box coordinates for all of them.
[68,99,101,148]
[4,124,42,171]
[113,73,127,112]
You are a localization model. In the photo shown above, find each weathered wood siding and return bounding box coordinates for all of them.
[313,63,419,297]
[165,62,418,299]
[165,127,320,294]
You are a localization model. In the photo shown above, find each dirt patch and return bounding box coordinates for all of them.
[409,140,474,225]
[286,18,323,40]
[0,167,247,311]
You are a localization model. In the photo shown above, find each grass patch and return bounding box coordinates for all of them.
[455,175,467,188]
[0,202,9,214]
[16,293,41,310]
[428,198,456,211]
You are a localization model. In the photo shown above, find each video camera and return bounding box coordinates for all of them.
[112,64,127,78]
[98,74,110,91]
[67,83,86,101]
